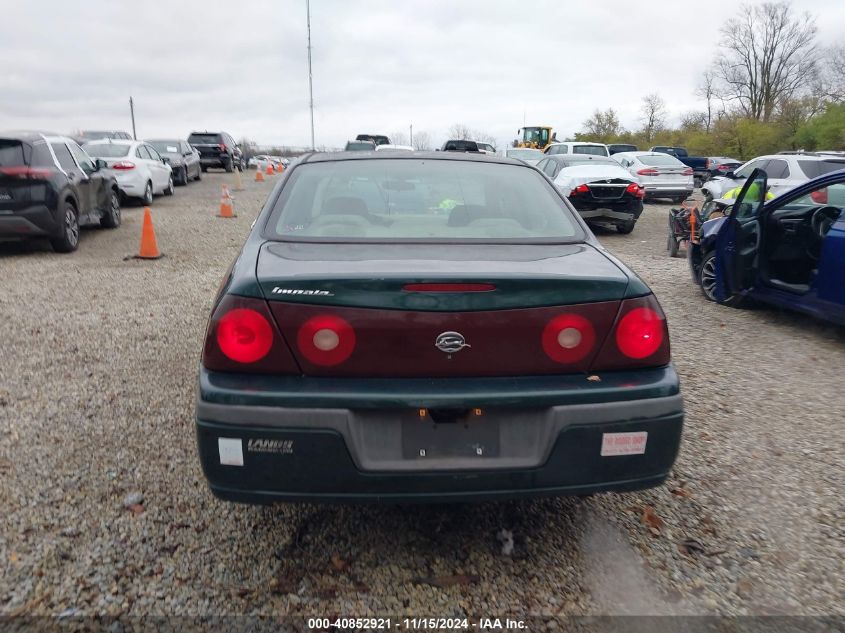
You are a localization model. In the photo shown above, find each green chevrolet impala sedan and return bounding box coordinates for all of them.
[196,151,683,503]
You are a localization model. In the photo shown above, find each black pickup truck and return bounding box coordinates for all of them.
[650,146,709,186]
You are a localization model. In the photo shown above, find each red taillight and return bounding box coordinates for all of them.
[219,143,227,152]
[636,168,659,176]
[682,168,694,176]
[571,184,589,196]
[202,295,299,373]
[705,159,711,169]
[0,166,53,179]
[111,161,135,170]
[625,183,645,199]
[810,189,828,204]
[616,307,664,359]
[297,315,356,366]
[217,308,274,363]
[541,314,596,364]
[590,295,670,370]
[403,283,496,292]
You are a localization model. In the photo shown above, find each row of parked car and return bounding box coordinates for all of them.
[0,128,245,252]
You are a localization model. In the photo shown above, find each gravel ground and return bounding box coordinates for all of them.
[0,170,842,619]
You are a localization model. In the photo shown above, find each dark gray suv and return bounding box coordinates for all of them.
[187,131,245,173]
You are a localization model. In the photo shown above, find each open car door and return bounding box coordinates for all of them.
[714,168,768,302]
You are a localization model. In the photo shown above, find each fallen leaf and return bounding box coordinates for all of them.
[412,574,479,589]
[128,504,145,515]
[677,538,706,558]
[670,488,691,498]
[641,506,665,534]
[736,578,754,599]
[9,552,18,563]
[330,554,348,572]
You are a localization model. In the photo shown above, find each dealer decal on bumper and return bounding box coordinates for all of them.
[218,438,244,466]
[601,432,648,456]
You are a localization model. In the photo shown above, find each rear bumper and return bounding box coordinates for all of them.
[196,366,683,503]
[643,185,694,197]
[0,204,58,237]
[574,199,643,226]
[200,155,230,167]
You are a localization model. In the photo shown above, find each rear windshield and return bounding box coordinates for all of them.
[609,145,637,153]
[0,140,26,166]
[188,134,222,144]
[572,145,608,156]
[799,160,845,178]
[563,157,618,167]
[639,154,685,167]
[149,142,180,154]
[267,159,582,243]
[506,149,543,159]
[83,143,130,158]
[345,142,375,151]
[444,141,479,152]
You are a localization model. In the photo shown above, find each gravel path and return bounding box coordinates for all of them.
[1,171,842,618]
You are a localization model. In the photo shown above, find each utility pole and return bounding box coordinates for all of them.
[306,0,315,150]
[409,124,413,147]
[129,96,137,140]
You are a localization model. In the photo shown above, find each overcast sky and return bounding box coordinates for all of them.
[2,0,843,150]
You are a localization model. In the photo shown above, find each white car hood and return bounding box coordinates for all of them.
[553,165,637,196]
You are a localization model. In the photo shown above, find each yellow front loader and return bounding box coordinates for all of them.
[515,126,555,151]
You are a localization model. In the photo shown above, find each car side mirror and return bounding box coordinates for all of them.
[162,157,170,165]
[95,158,107,171]
[725,171,736,178]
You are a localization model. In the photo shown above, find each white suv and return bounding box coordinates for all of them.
[702,153,845,200]
[83,139,174,205]
[544,141,609,157]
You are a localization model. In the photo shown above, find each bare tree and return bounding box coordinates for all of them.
[713,2,819,122]
[390,131,409,146]
[412,131,432,151]
[640,94,667,143]
[448,123,474,140]
[696,70,718,132]
[680,111,709,131]
[473,130,496,146]
[581,109,624,141]
[819,44,845,102]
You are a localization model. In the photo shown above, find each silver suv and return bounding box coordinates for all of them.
[703,153,845,200]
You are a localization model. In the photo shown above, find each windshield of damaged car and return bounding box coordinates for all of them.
[82,143,130,158]
[268,159,582,242]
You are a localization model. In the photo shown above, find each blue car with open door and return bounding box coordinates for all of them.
[689,167,845,326]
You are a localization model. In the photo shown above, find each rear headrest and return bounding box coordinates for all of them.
[323,196,368,215]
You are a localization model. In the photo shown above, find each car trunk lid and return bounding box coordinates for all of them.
[256,242,632,377]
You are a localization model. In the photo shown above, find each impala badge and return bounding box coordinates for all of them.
[435,331,470,354]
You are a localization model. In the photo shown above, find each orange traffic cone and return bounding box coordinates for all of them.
[219,185,236,218]
[255,166,265,182]
[275,162,283,173]
[265,163,274,176]
[136,207,162,259]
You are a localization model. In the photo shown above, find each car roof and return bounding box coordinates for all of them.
[299,151,525,167]
[544,154,616,163]
[82,138,138,146]
[613,151,670,158]
[549,141,607,146]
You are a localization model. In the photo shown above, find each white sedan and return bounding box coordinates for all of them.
[612,151,694,203]
[83,139,173,205]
